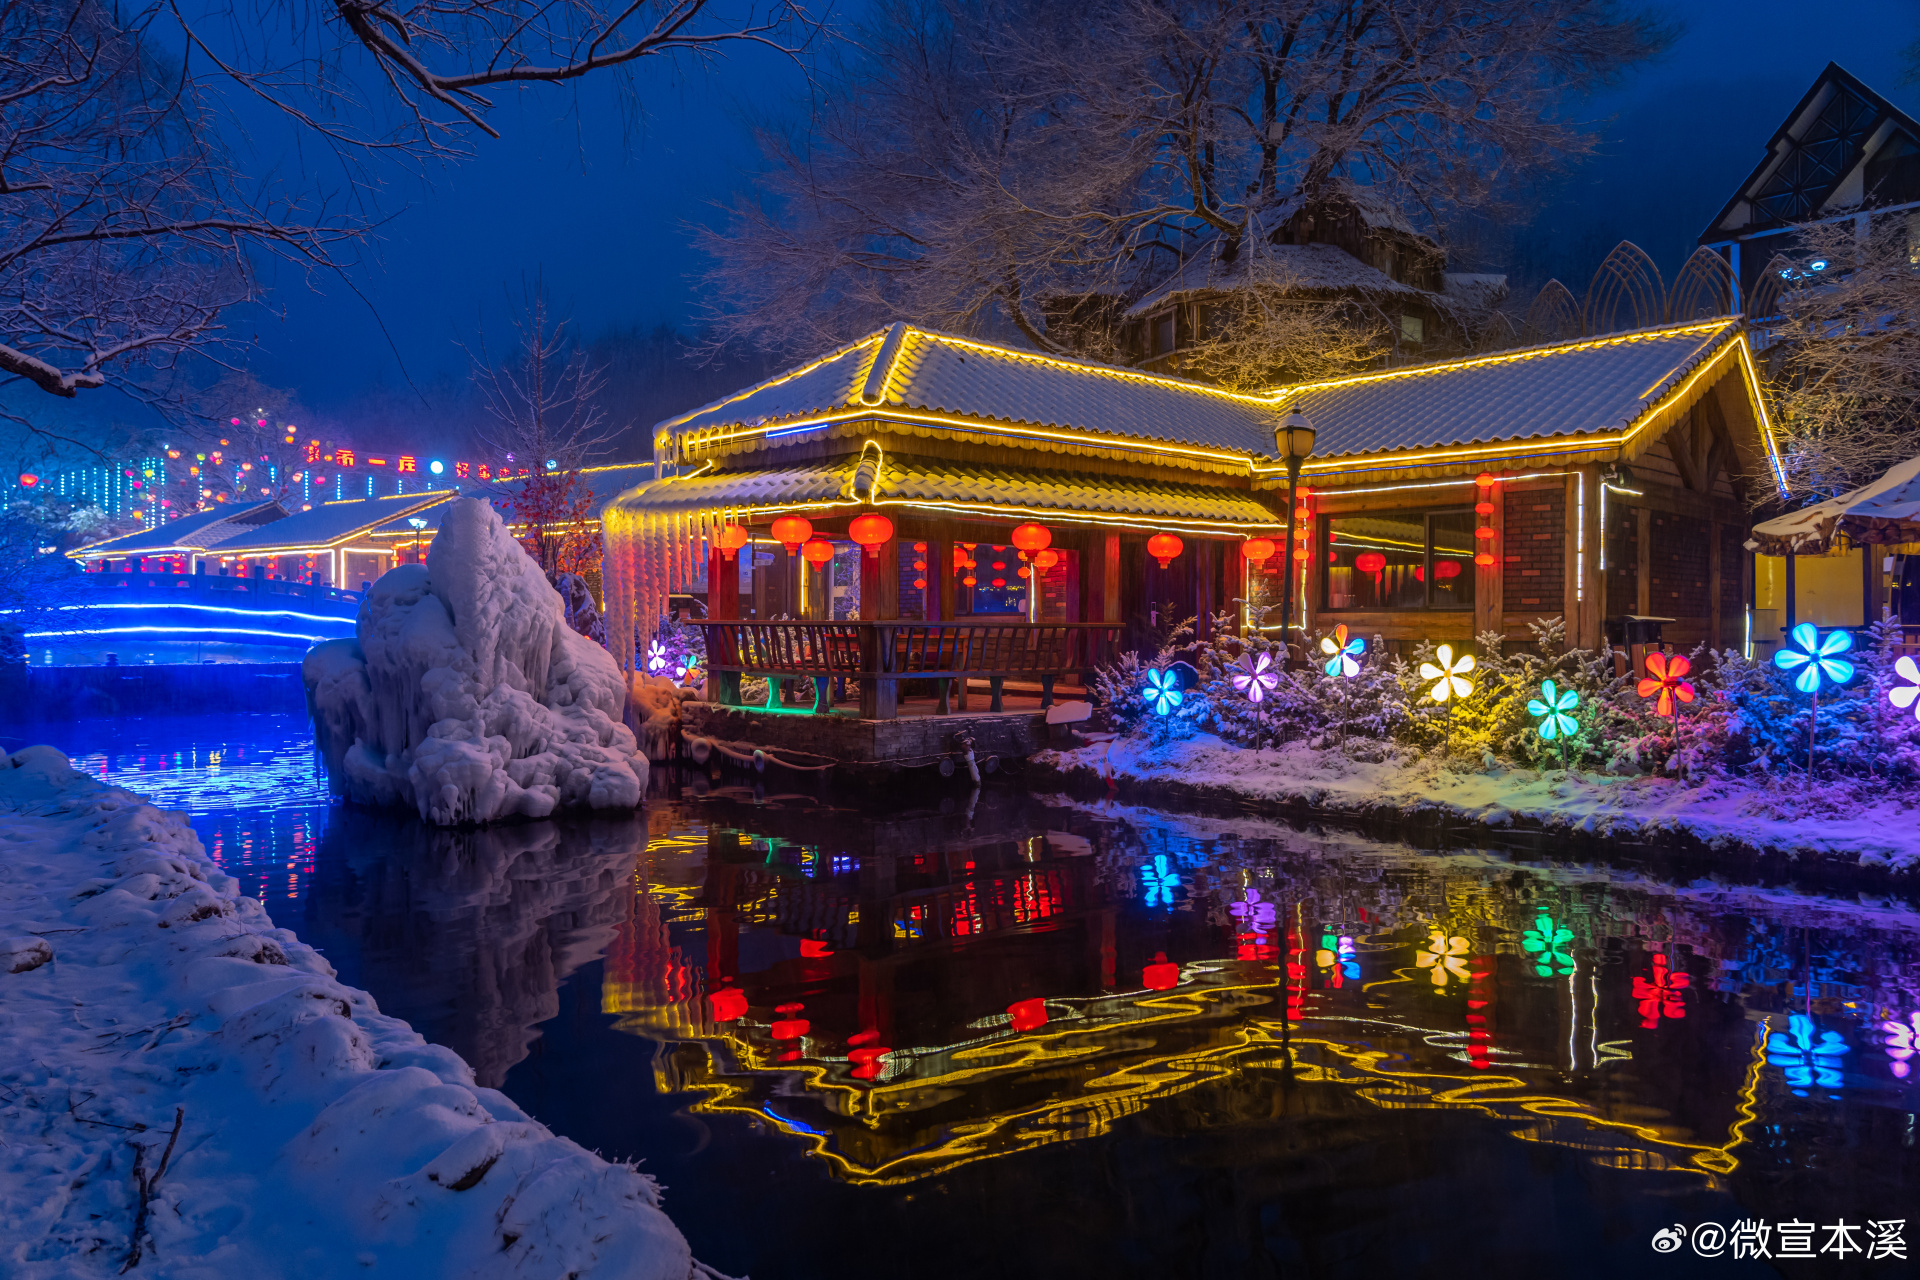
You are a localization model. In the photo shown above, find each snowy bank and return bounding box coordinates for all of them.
[0,746,702,1279]
[305,497,648,825]
[1035,734,1920,871]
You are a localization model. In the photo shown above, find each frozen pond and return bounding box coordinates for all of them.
[18,712,1920,1277]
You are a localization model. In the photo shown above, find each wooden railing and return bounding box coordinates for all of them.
[698,620,1121,718]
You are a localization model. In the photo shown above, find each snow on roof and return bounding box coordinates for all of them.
[1124,241,1424,319]
[211,491,458,554]
[651,319,1746,473]
[1278,320,1741,459]
[659,324,1278,459]
[69,501,285,557]
[1750,453,1920,551]
[1442,273,1510,311]
[610,452,1281,530]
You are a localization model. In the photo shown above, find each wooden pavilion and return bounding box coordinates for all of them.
[602,318,1784,719]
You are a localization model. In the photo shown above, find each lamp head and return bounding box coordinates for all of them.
[1275,409,1317,462]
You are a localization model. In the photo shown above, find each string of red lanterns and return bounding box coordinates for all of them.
[1473,473,1498,567]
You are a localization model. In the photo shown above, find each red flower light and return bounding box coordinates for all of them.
[1008,998,1048,1032]
[1143,952,1179,990]
[1637,651,1696,718]
[710,988,748,1021]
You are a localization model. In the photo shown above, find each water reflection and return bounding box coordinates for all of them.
[603,793,1920,1202]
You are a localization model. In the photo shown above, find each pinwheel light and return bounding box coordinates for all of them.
[1231,651,1280,703]
[1142,667,1183,716]
[1636,651,1695,718]
[1320,624,1364,678]
[1773,622,1855,694]
[1892,655,1920,721]
[1419,644,1475,702]
[1527,679,1579,740]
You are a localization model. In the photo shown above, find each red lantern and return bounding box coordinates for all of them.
[18,473,39,488]
[771,515,812,552]
[1292,546,1308,561]
[848,511,894,557]
[1475,472,1495,488]
[1435,559,1462,580]
[717,523,750,561]
[801,538,834,568]
[1354,551,1386,574]
[1011,522,1052,553]
[1474,501,1495,517]
[1033,549,1059,570]
[1475,552,1496,567]
[1474,526,1496,540]
[1242,536,1276,563]
[1146,532,1184,568]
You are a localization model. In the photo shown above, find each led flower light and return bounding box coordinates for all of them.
[1520,914,1573,977]
[1419,644,1475,702]
[1231,651,1280,703]
[1636,651,1695,718]
[1319,624,1364,677]
[1415,930,1471,988]
[1141,854,1181,907]
[1888,655,1920,721]
[1527,679,1580,740]
[645,640,669,674]
[1631,953,1690,1028]
[1773,621,1855,694]
[1767,1012,1849,1098]
[1315,933,1360,983]
[1142,667,1184,716]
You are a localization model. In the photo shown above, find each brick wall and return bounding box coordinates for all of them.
[1649,513,1710,616]
[1608,507,1638,613]
[1502,487,1564,610]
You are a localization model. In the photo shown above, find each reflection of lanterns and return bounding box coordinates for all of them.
[1143,951,1179,990]
[849,511,894,557]
[710,988,748,1021]
[962,575,977,586]
[1011,522,1051,553]
[1354,550,1386,589]
[718,524,750,561]
[1434,559,1461,580]
[801,538,835,568]
[1008,999,1048,1032]
[913,578,927,589]
[1033,548,1058,570]
[1242,536,1275,563]
[1146,532,1183,568]
[771,515,812,552]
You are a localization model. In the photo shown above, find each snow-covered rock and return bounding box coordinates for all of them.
[305,498,648,825]
[0,746,698,1279]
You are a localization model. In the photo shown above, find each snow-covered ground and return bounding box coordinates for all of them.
[0,745,708,1279]
[1036,733,1920,871]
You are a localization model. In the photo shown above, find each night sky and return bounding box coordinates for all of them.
[125,1,1920,431]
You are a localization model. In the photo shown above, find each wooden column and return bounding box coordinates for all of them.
[1194,540,1216,640]
[1635,508,1652,615]
[858,536,900,719]
[1708,520,1723,649]
[1475,479,1503,642]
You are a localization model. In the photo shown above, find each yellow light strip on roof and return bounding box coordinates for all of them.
[1732,332,1792,499]
[877,497,1282,534]
[918,330,1279,405]
[685,407,1253,467]
[656,333,886,433]
[1293,433,1619,475]
[1269,318,1733,402]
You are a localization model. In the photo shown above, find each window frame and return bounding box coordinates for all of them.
[1319,505,1478,613]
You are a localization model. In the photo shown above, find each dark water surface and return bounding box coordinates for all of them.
[16,713,1920,1278]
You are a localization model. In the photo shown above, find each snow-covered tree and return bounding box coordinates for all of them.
[698,0,1668,359]
[1752,214,1920,504]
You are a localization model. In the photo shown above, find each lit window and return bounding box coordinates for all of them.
[1400,314,1424,344]
[1323,509,1476,611]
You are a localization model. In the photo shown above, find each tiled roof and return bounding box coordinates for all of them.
[211,491,457,554]
[879,458,1280,529]
[1282,321,1740,460]
[70,502,285,557]
[652,318,1745,469]
[658,324,1275,458]
[609,463,858,514]
[609,454,1280,530]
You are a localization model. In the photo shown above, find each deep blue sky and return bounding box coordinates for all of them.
[244,0,1920,417]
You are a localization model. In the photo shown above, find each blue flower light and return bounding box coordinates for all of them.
[1141,854,1180,907]
[1526,679,1579,740]
[1142,667,1184,715]
[1773,622,1855,694]
[1767,1012,1849,1098]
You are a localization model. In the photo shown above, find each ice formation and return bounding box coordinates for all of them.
[304,497,647,824]
[0,746,696,1278]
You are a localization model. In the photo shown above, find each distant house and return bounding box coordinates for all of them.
[1110,188,1507,376]
[1701,61,1920,310]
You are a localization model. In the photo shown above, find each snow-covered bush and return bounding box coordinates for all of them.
[304,497,649,825]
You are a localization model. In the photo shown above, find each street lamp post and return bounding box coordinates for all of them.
[1274,409,1317,667]
[407,516,429,563]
